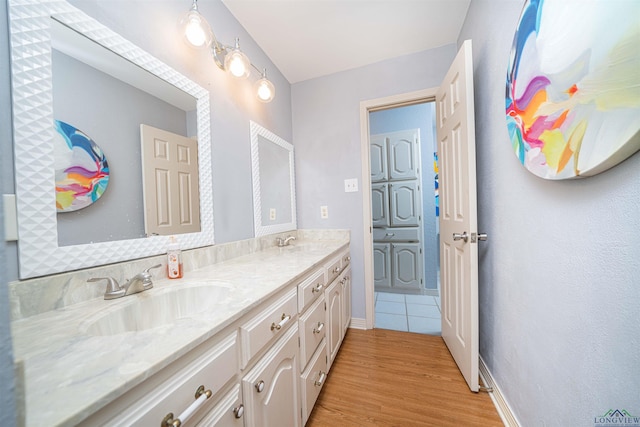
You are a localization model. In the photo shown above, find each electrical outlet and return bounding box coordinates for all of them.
[344,178,358,192]
[320,205,329,219]
[269,208,276,221]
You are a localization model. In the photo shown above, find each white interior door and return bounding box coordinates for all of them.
[140,124,201,236]
[436,40,479,392]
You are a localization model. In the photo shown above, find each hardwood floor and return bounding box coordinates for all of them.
[307,329,503,427]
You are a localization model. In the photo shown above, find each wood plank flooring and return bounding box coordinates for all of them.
[307,329,503,427]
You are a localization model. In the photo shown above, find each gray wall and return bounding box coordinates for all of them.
[458,0,640,424]
[0,0,18,424]
[292,44,456,319]
[369,103,439,290]
[3,0,293,281]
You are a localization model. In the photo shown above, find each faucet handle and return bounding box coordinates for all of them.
[143,264,162,275]
[88,277,124,300]
[139,264,162,290]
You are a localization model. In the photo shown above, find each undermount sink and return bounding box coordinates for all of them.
[81,284,233,336]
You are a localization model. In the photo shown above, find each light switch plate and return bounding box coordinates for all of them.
[3,194,18,241]
[269,208,276,221]
[344,178,358,192]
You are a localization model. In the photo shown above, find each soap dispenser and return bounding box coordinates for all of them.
[167,236,183,279]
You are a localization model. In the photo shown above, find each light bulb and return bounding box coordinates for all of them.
[185,16,207,47]
[224,38,250,79]
[254,71,275,103]
[179,2,212,48]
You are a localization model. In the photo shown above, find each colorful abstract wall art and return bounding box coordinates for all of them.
[506,0,640,179]
[54,120,110,212]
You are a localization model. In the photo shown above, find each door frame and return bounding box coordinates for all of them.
[359,87,438,329]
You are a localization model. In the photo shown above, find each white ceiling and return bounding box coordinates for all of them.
[221,0,471,84]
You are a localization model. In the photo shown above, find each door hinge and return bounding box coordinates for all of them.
[324,301,327,310]
[419,247,422,254]
[298,336,301,347]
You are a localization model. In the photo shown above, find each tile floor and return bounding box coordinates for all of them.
[374,292,441,335]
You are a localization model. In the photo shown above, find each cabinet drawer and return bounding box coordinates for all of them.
[326,256,343,284]
[297,268,326,313]
[194,384,243,427]
[301,339,328,425]
[299,296,326,370]
[88,332,238,427]
[240,287,297,368]
[373,227,420,242]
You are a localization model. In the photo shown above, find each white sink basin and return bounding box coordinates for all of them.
[81,284,233,336]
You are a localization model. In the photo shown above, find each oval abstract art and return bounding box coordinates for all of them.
[506,0,640,179]
[54,120,110,212]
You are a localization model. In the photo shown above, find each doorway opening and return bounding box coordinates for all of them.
[368,101,441,335]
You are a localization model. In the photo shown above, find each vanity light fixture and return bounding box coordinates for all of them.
[179,0,276,102]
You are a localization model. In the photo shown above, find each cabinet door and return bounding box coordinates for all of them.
[242,325,301,427]
[373,243,391,289]
[325,279,342,368]
[388,130,419,180]
[389,181,420,227]
[391,243,423,291]
[370,134,388,182]
[341,267,352,334]
[371,183,389,227]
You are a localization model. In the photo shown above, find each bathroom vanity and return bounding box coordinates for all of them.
[10,235,351,426]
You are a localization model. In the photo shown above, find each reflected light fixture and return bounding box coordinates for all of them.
[179,0,275,102]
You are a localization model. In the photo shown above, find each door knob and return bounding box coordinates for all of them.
[453,232,468,242]
[478,233,488,241]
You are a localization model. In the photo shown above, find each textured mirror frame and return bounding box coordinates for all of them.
[250,121,297,237]
[8,0,214,279]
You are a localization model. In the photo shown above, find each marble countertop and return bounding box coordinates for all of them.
[10,239,349,427]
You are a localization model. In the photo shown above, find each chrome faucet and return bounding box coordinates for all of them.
[277,236,296,247]
[88,264,161,300]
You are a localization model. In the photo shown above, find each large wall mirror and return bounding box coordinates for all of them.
[8,0,214,279]
[250,121,296,237]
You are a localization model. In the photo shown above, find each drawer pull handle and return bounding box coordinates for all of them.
[313,322,325,334]
[314,371,327,387]
[162,385,212,427]
[233,404,244,418]
[311,283,324,294]
[333,266,341,274]
[255,380,265,393]
[271,313,291,331]
[344,256,351,262]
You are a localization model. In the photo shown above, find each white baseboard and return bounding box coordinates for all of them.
[479,356,520,427]
[348,317,367,330]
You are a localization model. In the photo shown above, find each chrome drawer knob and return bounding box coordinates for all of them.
[255,380,265,393]
[233,404,244,418]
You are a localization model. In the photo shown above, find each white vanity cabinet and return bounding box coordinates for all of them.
[71,244,350,427]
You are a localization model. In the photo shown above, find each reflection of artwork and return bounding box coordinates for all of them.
[506,0,640,179]
[434,152,439,216]
[54,120,110,212]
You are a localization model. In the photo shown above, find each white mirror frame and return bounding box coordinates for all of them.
[250,121,296,237]
[8,0,214,279]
